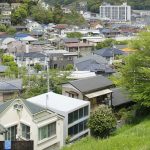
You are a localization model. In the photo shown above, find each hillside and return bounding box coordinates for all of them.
[63,117,150,150]
[43,0,150,11]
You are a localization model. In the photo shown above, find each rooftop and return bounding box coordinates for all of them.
[0,79,22,92]
[65,43,93,48]
[27,92,89,114]
[69,75,113,94]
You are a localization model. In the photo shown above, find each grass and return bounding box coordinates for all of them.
[62,117,150,150]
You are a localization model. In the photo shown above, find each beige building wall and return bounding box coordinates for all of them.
[0,100,64,150]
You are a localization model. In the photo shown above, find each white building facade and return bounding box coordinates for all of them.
[27,92,90,143]
[0,99,64,150]
[99,3,131,22]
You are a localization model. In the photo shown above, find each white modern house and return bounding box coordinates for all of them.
[27,92,90,143]
[0,99,64,150]
[99,3,131,22]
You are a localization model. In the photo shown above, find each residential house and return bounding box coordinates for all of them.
[62,75,114,109]
[0,79,22,102]
[15,52,46,67]
[61,38,79,46]
[27,91,90,143]
[101,28,120,38]
[47,50,78,69]
[65,43,93,56]
[7,41,43,54]
[0,3,11,25]
[26,22,42,32]
[0,99,64,150]
[54,24,68,35]
[74,54,115,75]
[93,47,125,64]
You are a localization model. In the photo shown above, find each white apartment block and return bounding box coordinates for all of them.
[99,3,131,22]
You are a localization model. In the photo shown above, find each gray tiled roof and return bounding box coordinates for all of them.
[112,88,131,107]
[0,79,22,92]
[16,52,46,58]
[75,59,115,73]
[74,54,108,64]
[70,75,113,93]
[23,100,46,115]
[94,48,124,57]
[0,100,13,113]
[0,100,46,115]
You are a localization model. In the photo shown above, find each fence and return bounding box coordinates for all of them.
[0,141,34,150]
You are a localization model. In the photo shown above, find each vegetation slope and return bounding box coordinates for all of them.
[63,117,150,150]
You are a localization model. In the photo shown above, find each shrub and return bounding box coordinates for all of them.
[88,105,116,138]
[65,64,73,71]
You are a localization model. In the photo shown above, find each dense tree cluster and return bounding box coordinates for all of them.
[11,1,85,25]
[44,0,150,12]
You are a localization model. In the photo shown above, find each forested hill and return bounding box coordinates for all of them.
[44,0,150,12]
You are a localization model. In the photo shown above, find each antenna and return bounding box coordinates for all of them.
[46,93,48,110]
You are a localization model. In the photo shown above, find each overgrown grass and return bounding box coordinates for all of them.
[63,117,150,150]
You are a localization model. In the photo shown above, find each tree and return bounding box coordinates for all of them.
[114,31,150,106]
[61,10,86,26]
[31,5,53,24]
[96,39,116,49]
[2,55,18,77]
[11,4,28,25]
[67,32,83,39]
[0,24,7,32]
[7,27,16,35]
[34,63,42,72]
[52,4,63,24]
[88,105,116,138]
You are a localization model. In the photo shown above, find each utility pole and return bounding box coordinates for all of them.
[46,56,50,92]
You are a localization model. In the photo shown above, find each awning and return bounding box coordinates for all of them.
[85,89,112,99]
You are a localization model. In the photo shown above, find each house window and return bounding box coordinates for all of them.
[68,119,88,137]
[67,57,73,60]
[68,106,89,124]
[21,123,30,140]
[38,122,56,141]
[5,125,17,141]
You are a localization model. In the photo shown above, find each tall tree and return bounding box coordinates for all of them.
[52,4,63,24]
[115,31,150,106]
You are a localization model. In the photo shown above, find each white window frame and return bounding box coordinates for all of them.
[38,122,57,142]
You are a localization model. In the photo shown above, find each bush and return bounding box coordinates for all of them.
[65,64,73,71]
[0,24,7,32]
[88,105,116,138]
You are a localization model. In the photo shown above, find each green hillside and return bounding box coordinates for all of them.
[44,0,150,11]
[63,117,150,150]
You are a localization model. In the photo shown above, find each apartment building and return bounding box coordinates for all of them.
[99,3,131,22]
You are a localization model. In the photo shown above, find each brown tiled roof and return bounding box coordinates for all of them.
[65,43,93,48]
